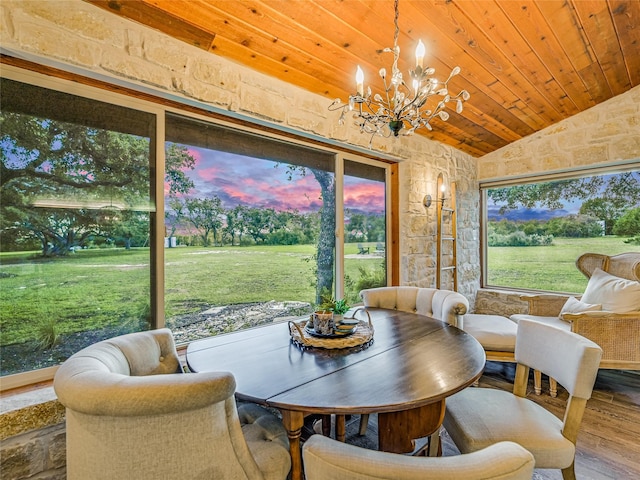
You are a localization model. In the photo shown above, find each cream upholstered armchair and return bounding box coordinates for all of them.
[54,328,291,480]
[511,252,640,395]
[302,435,534,480]
[356,286,469,436]
[444,319,602,480]
[360,286,469,327]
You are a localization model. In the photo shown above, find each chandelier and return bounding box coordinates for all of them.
[329,0,470,145]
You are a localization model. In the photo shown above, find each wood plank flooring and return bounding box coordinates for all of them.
[306,363,640,480]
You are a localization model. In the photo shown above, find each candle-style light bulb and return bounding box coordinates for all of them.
[415,40,425,68]
[356,66,364,96]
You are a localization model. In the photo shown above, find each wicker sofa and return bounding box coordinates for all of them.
[511,252,640,394]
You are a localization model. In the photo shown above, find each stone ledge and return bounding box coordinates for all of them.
[0,385,65,441]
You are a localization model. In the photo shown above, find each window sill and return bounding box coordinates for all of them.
[0,381,65,440]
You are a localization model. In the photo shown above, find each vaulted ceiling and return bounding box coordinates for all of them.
[86,0,640,157]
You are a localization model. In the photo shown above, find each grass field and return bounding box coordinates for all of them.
[1,237,637,348]
[0,243,384,346]
[487,236,640,292]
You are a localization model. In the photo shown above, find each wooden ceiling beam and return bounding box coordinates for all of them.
[85,0,215,50]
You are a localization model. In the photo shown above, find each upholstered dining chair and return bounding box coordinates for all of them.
[360,286,469,327]
[356,285,470,437]
[443,319,602,480]
[54,328,291,480]
[302,434,535,480]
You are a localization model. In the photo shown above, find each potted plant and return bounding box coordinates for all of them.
[313,291,336,334]
[331,298,350,323]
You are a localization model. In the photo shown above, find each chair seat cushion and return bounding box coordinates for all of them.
[238,402,291,480]
[444,388,576,469]
[463,314,517,352]
[510,314,571,331]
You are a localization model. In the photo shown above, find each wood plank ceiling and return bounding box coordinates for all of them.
[86,0,640,158]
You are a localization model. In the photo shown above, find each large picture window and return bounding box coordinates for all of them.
[0,78,155,377]
[483,169,640,293]
[163,115,388,343]
[0,73,390,387]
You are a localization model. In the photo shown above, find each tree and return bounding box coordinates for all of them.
[283,165,336,303]
[1,113,196,256]
[12,206,104,255]
[488,172,640,218]
[183,197,224,246]
[165,197,187,242]
[244,207,276,244]
[112,211,150,249]
[309,170,336,303]
[613,207,640,237]
[580,198,623,235]
[225,205,249,245]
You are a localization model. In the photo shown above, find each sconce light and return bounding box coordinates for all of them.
[423,182,447,208]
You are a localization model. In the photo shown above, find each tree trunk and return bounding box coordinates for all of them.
[312,169,336,304]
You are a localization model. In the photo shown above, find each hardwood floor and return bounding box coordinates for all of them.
[310,363,640,480]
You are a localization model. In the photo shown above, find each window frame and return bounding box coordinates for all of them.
[480,162,640,293]
[0,62,395,390]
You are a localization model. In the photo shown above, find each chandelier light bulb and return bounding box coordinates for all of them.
[415,40,425,68]
[355,66,364,96]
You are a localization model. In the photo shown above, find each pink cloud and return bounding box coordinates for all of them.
[164,145,385,215]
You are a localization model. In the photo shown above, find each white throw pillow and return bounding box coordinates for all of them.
[581,268,640,313]
[559,296,601,318]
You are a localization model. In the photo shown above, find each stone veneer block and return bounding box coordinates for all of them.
[1,394,65,441]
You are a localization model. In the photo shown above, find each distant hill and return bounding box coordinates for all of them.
[487,206,571,222]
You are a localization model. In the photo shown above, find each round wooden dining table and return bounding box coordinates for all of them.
[186,308,486,480]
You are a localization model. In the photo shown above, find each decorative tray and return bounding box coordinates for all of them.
[304,321,357,338]
[288,308,374,350]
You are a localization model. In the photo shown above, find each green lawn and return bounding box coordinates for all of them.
[1,237,637,347]
[0,243,384,346]
[487,236,640,293]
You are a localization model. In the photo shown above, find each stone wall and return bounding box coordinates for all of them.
[0,0,479,297]
[1,390,66,480]
[478,85,640,181]
[1,423,66,480]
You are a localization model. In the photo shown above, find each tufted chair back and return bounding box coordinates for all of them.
[360,286,469,327]
[54,328,291,480]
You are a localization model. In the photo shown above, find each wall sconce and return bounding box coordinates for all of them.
[423,179,447,208]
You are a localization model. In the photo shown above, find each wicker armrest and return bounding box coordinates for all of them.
[561,311,640,366]
[519,294,570,316]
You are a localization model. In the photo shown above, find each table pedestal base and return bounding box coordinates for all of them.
[378,400,446,454]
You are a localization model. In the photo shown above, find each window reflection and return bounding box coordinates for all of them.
[0,78,155,376]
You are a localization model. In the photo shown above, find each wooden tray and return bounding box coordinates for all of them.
[288,308,374,350]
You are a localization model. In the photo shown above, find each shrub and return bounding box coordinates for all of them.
[488,231,553,247]
[545,214,603,238]
[624,236,640,245]
[613,207,640,237]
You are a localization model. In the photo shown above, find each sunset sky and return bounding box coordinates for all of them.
[169,146,385,216]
